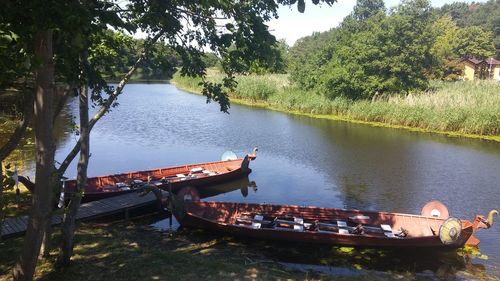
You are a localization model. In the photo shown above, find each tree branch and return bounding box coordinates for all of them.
[17,175,35,193]
[0,91,33,161]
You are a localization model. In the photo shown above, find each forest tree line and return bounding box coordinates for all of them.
[2,0,497,110]
[170,0,500,137]
[141,0,500,101]
[284,0,499,100]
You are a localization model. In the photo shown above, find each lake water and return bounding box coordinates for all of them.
[9,83,500,279]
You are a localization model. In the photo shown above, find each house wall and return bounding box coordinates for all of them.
[463,64,476,81]
[494,66,500,81]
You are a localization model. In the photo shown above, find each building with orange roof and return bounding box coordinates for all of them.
[461,57,500,81]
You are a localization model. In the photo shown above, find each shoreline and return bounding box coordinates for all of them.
[170,81,500,143]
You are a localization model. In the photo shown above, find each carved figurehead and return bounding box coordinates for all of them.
[487,210,498,227]
[248,147,258,161]
[473,210,498,231]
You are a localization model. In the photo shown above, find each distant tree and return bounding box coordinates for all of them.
[468,0,500,57]
[430,16,459,60]
[288,29,338,89]
[436,2,470,26]
[269,39,290,74]
[301,0,434,99]
[202,53,220,68]
[428,16,495,80]
[428,16,461,80]
[222,38,289,75]
[248,39,289,74]
[353,0,386,21]
[435,0,500,57]
[139,41,179,80]
[455,26,496,59]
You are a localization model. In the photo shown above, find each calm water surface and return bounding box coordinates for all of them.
[13,84,500,279]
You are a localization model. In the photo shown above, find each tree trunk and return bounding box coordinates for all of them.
[12,30,55,281]
[40,212,53,258]
[40,84,75,258]
[58,51,90,266]
[39,169,64,258]
[0,163,3,238]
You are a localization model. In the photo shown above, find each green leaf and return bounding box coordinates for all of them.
[297,0,305,13]
[478,254,488,260]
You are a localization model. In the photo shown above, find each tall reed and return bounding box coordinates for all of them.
[172,71,500,136]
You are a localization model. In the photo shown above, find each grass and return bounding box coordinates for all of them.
[0,215,408,281]
[0,216,294,280]
[1,188,32,218]
[172,70,500,141]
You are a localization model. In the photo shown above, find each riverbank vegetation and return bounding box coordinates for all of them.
[172,70,500,137]
[172,0,500,138]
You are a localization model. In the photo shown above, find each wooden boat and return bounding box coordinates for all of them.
[172,200,497,249]
[63,148,257,203]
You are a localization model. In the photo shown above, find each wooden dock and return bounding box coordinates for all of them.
[1,191,160,239]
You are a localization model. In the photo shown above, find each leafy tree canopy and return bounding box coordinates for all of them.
[289,0,434,99]
[435,0,500,57]
[1,0,338,113]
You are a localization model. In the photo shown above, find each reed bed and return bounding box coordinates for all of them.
[172,71,500,137]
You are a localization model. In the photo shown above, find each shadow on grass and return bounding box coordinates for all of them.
[1,215,298,280]
[0,213,493,281]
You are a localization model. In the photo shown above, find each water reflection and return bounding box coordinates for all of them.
[0,104,74,178]
[197,176,257,199]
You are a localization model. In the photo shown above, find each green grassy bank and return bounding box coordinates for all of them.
[0,215,409,281]
[172,70,500,141]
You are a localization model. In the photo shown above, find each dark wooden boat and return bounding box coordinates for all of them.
[172,200,497,249]
[63,148,257,203]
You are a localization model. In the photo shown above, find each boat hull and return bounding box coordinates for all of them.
[64,157,252,203]
[175,202,474,249]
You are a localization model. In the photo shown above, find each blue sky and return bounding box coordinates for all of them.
[269,0,483,46]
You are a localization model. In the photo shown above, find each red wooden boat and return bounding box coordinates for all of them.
[172,200,497,249]
[63,148,257,203]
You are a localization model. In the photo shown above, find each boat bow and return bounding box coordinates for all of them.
[248,147,258,161]
[465,209,498,247]
[473,209,498,231]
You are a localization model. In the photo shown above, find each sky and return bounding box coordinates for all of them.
[268,0,483,46]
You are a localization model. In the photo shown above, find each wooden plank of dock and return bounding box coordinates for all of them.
[1,191,159,239]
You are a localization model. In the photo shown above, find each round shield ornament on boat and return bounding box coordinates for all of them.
[421,200,449,219]
[439,217,462,245]
[221,150,238,161]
